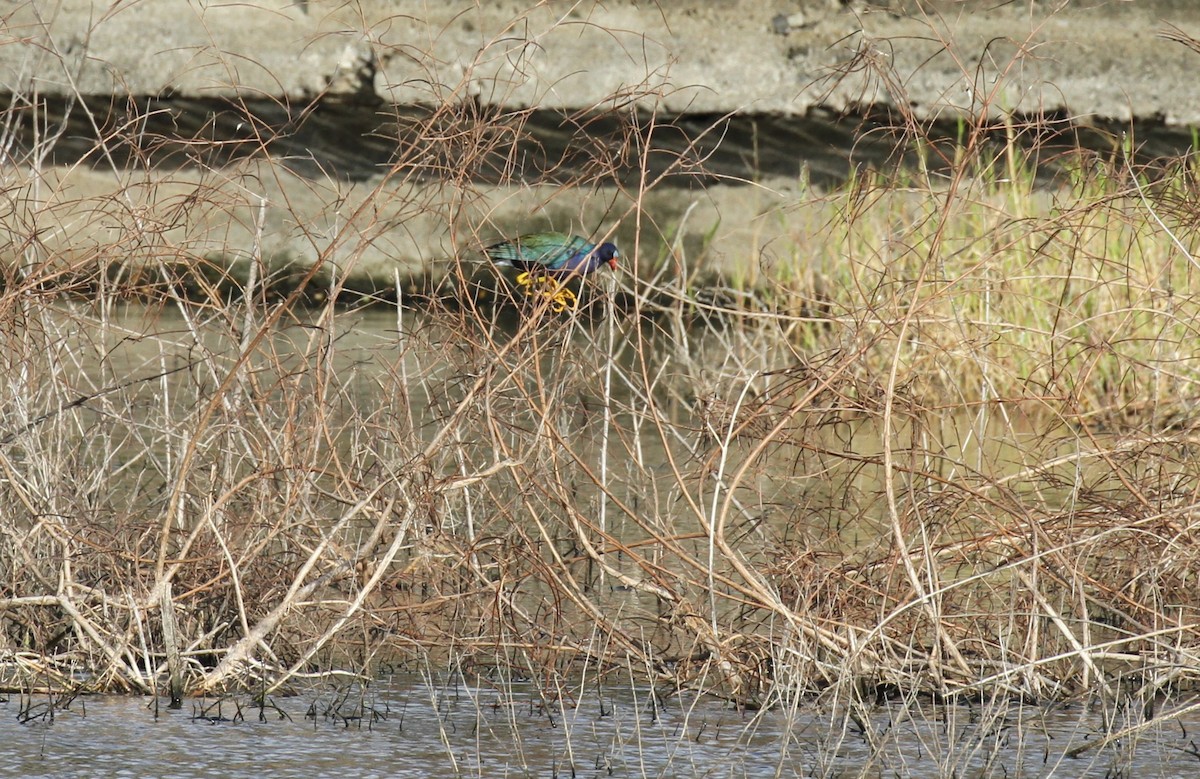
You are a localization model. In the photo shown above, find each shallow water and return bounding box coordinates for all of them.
[5,677,1200,778]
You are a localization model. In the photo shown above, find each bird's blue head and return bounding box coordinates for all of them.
[593,242,619,272]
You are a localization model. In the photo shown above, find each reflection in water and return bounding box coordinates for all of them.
[4,676,1198,778]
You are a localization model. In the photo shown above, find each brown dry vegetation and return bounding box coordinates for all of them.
[1,8,1200,754]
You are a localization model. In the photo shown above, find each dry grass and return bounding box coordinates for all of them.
[2,12,1200,770]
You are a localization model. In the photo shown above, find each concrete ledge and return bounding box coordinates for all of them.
[2,1,365,98]
[5,2,1200,293]
[5,2,1200,123]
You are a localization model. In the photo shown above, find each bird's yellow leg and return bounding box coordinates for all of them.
[517,272,552,299]
[516,274,576,311]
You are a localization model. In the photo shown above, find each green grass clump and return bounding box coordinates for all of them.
[709,148,1200,422]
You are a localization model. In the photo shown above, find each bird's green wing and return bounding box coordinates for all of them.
[486,232,592,269]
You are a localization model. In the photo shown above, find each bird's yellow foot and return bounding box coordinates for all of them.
[515,273,577,311]
[551,287,577,312]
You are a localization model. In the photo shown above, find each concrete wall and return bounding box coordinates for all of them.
[4,1,1200,287]
[6,1,1200,122]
